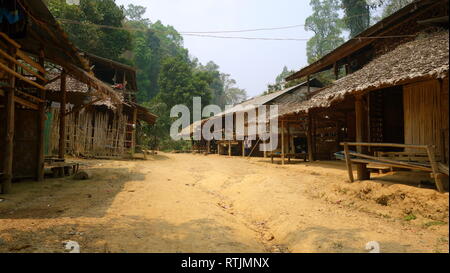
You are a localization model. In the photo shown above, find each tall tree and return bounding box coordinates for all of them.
[47,0,132,61]
[305,0,345,64]
[342,0,371,37]
[220,74,247,106]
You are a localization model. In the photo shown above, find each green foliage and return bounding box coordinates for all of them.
[380,0,414,18]
[305,0,345,64]
[342,0,371,38]
[47,0,132,61]
[403,213,417,221]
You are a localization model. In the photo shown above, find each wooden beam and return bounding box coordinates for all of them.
[2,47,16,194]
[307,114,314,162]
[344,143,354,182]
[355,95,370,180]
[426,145,445,193]
[340,142,429,149]
[14,95,38,110]
[37,50,46,182]
[16,49,46,74]
[349,151,432,172]
[281,120,285,165]
[15,90,44,103]
[0,61,45,90]
[131,107,138,157]
[58,71,67,159]
[0,48,47,82]
[0,32,21,48]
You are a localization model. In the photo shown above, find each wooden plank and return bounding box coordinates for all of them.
[0,32,21,48]
[438,163,449,176]
[340,142,428,150]
[0,61,45,90]
[426,145,445,193]
[349,151,432,172]
[344,143,354,182]
[0,48,47,82]
[16,49,46,74]
[15,90,45,103]
[14,95,39,110]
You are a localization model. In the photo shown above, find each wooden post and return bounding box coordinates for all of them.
[307,114,314,162]
[281,120,285,165]
[2,47,16,194]
[37,50,46,181]
[58,70,67,159]
[217,143,220,155]
[131,107,138,157]
[426,145,445,193]
[333,62,339,80]
[343,143,354,182]
[242,140,245,157]
[287,122,291,154]
[355,95,370,180]
[228,140,231,156]
[207,140,211,154]
[307,75,310,93]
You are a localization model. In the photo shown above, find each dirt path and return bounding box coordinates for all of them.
[0,153,448,253]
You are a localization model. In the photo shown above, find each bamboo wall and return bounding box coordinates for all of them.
[403,78,449,161]
[49,107,129,158]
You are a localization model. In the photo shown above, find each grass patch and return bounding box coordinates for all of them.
[403,213,416,221]
[423,221,447,228]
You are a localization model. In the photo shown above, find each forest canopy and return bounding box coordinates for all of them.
[46,0,247,150]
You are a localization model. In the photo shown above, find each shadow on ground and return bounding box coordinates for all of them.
[0,167,146,219]
[0,217,261,253]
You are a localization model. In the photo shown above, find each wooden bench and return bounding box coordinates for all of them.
[268,152,308,164]
[342,142,448,193]
[45,162,80,178]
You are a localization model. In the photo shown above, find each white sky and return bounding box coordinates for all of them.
[116,0,315,97]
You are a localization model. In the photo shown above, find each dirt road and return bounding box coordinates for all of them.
[0,153,448,253]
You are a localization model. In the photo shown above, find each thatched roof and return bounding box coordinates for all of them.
[284,31,449,115]
[46,71,123,109]
[179,80,320,137]
[286,0,447,81]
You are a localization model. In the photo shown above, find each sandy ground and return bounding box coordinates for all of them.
[0,152,448,253]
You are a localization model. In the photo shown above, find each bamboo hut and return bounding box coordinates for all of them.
[45,54,157,159]
[0,0,122,193]
[283,0,449,191]
[180,79,323,157]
